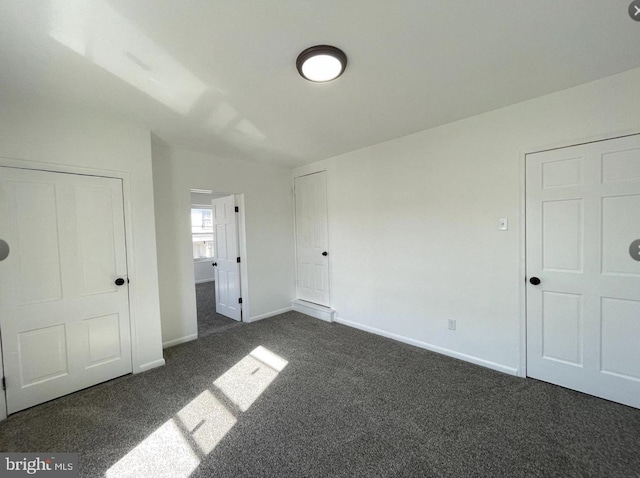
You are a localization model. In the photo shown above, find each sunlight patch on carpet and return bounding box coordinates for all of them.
[106,346,287,477]
[214,346,289,411]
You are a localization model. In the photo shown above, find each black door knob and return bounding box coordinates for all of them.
[322,251,328,256]
[115,278,126,286]
[212,262,217,267]
[529,277,541,285]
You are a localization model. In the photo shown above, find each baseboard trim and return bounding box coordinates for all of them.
[136,358,166,373]
[247,306,293,323]
[334,316,518,376]
[292,299,335,322]
[162,333,198,349]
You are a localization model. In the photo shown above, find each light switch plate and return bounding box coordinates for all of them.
[498,218,508,231]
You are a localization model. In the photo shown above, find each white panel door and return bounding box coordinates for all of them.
[212,195,241,321]
[295,172,329,306]
[526,134,640,409]
[0,167,132,414]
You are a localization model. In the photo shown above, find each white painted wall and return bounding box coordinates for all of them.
[191,191,226,205]
[0,94,165,379]
[194,260,215,283]
[293,67,640,375]
[152,142,295,346]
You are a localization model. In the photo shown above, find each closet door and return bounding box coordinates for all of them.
[0,167,132,413]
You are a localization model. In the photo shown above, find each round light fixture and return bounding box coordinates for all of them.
[296,45,347,82]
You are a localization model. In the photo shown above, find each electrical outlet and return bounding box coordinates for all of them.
[448,319,456,331]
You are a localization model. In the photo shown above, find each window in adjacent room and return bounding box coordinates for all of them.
[191,207,214,259]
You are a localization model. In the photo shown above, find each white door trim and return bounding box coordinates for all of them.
[0,157,144,379]
[518,130,640,379]
[235,194,250,321]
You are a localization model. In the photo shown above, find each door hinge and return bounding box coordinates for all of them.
[2,377,5,390]
[237,257,241,263]
[238,298,243,304]
[235,206,239,213]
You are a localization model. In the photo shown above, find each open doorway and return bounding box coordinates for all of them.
[190,189,246,338]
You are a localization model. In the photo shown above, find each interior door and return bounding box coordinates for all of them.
[212,195,241,321]
[294,172,330,306]
[526,134,640,409]
[0,167,132,414]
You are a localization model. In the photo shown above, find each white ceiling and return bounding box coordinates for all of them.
[1,1,639,168]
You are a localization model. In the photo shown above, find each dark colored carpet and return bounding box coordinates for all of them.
[196,281,243,338]
[1,312,639,477]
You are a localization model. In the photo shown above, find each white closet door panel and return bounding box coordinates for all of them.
[212,195,241,321]
[295,172,330,307]
[0,167,132,414]
[526,135,640,409]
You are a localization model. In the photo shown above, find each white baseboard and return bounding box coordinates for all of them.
[136,358,166,373]
[162,333,198,349]
[292,299,335,322]
[334,316,519,376]
[247,306,293,323]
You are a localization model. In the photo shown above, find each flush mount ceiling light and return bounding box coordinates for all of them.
[296,45,347,82]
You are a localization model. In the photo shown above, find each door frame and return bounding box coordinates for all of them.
[236,194,250,321]
[292,170,332,307]
[189,191,250,324]
[518,129,640,379]
[0,157,140,418]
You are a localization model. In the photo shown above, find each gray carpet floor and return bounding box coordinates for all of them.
[0,311,639,477]
[196,281,243,338]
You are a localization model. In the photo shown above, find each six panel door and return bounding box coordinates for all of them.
[212,195,241,321]
[294,172,330,307]
[526,135,640,409]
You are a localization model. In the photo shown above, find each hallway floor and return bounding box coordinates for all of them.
[196,281,243,338]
